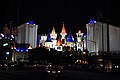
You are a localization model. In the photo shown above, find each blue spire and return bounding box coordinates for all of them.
[67,31,74,42]
[45,31,52,42]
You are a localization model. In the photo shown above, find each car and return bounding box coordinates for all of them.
[45,64,63,76]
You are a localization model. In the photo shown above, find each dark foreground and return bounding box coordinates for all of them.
[0,69,120,80]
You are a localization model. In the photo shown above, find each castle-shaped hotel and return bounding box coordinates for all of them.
[1,20,120,62]
[39,22,86,52]
[0,21,86,52]
[0,21,86,62]
[1,20,120,54]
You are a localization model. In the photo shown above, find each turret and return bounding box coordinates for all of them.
[50,26,57,48]
[45,31,52,49]
[67,31,74,48]
[50,26,57,40]
[76,30,84,51]
[55,37,63,51]
[60,22,67,46]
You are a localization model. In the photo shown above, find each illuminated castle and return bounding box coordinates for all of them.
[39,22,86,52]
[0,21,86,62]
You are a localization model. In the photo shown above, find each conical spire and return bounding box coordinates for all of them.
[56,37,62,46]
[45,31,52,42]
[61,22,66,34]
[67,31,74,42]
[78,30,81,34]
[51,26,56,34]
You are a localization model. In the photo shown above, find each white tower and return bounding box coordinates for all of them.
[76,30,84,51]
[17,21,38,48]
[40,34,47,47]
[86,20,97,53]
[50,26,57,48]
[87,20,120,54]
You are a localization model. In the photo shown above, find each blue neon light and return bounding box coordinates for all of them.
[16,48,29,52]
[21,49,23,52]
[26,49,28,52]
[27,21,35,24]
[84,34,87,37]
[16,48,20,52]
[89,19,96,23]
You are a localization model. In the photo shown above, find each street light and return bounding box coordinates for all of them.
[6,51,10,70]
[6,52,10,55]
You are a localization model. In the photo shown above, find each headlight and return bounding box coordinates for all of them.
[47,71,50,73]
[115,65,119,68]
[58,71,61,73]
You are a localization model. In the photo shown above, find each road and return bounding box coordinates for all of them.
[0,70,119,80]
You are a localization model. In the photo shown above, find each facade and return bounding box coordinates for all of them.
[86,20,120,54]
[17,21,38,48]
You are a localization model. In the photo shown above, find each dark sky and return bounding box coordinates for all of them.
[0,0,120,35]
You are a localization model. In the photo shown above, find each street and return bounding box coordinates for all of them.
[0,69,119,80]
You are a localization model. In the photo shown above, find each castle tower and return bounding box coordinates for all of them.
[40,34,47,47]
[50,26,57,48]
[55,37,63,51]
[45,31,52,49]
[67,31,74,48]
[76,30,84,51]
[60,22,67,46]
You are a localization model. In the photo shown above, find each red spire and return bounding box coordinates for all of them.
[78,30,81,34]
[56,37,62,46]
[61,22,66,34]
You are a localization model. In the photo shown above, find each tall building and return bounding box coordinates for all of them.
[17,21,38,48]
[1,24,18,41]
[86,20,120,54]
[86,20,97,53]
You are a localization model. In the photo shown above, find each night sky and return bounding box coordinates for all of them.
[0,0,120,35]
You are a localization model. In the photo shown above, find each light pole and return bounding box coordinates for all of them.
[9,21,13,62]
[106,0,110,54]
[6,52,10,70]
